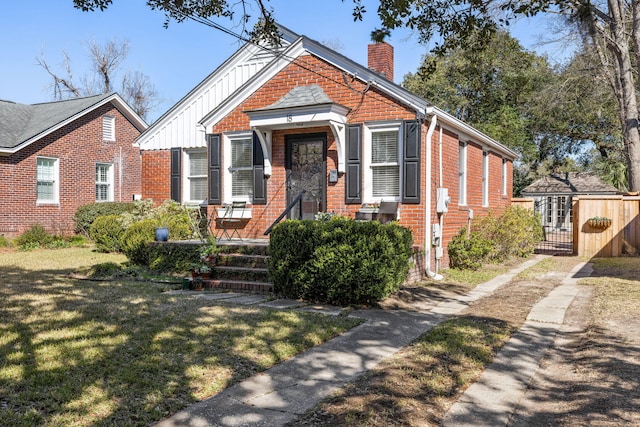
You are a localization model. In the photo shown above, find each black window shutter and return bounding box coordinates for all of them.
[252,131,267,205]
[345,124,362,204]
[207,134,222,205]
[402,120,421,204]
[170,147,181,202]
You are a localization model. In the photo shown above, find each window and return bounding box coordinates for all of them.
[224,134,253,201]
[363,123,401,201]
[502,158,508,196]
[482,151,489,207]
[458,142,467,205]
[187,150,207,202]
[95,163,114,202]
[557,196,567,225]
[103,115,115,141]
[36,157,58,203]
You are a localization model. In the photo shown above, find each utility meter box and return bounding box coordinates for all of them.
[436,188,450,213]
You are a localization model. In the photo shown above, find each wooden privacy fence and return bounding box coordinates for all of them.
[513,195,640,257]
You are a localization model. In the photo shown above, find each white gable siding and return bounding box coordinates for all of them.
[138,46,284,151]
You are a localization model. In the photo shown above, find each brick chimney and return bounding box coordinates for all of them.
[368,42,394,81]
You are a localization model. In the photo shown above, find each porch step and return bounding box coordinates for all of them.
[202,278,273,294]
[206,246,272,294]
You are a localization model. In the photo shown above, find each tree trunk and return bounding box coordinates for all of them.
[586,0,640,191]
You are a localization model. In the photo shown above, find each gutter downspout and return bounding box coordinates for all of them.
[424,110,443,280]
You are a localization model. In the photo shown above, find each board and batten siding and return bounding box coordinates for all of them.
[138,49,282,151]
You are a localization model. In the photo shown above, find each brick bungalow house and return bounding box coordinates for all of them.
[0,93,147,237]
[137,25,517,276]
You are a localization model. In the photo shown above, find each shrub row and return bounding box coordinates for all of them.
[73,202,138,236]
[448,206,543,270]
[86,200,204,266]
[269,217,413,306]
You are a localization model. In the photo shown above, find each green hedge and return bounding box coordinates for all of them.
[269,217,413,306]
[448,206,543,270]
[89,215,125,253]
[148,242,204,273]
[74,202,137,236]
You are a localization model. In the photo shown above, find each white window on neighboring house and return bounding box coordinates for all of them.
[187,150,207,203]
[458,142,467,205]
[103,115,115,141]
[95,163,114,202]
[36,157,59,204]
[224,134,253,202]
[364,122,401,201]
[482,151,489,207]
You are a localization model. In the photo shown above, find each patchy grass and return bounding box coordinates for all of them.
[292,256,588,426]
[0,247,361,426]
[582,257,640,333]
[292,316,514,426]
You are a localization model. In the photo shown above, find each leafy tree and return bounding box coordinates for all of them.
[37,38,158,120]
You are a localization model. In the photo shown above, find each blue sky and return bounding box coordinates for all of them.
[0,1,569,122]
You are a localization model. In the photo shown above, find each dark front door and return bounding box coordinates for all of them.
[286,134,327,220]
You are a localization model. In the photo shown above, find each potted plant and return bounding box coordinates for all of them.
[587,216,612,229]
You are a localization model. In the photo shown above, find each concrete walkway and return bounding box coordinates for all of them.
[156,255,589,427]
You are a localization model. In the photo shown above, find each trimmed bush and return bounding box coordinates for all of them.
[269,217,413,306]
[448,228,495,270]
[148,242,204,273]
[89,215,126,253]
[120,219,159,265]
[475,206,543,261]
[74,202,137,236]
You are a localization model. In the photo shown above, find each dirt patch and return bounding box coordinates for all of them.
[509,264,640,426]
[290,255,640,426]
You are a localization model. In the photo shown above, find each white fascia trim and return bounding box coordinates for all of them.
[426,106,518,160]
[0,93,146,155]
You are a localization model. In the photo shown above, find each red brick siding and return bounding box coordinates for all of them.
[0,103,142,237]
[141,54,514,272]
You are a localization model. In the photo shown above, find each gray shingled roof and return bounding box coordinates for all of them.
[250,84,336,111]
[0,93,113,150]
[521,172,619,195]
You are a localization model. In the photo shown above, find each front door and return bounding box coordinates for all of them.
[286,134,327,220]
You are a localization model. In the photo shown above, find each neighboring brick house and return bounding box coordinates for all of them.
[137,25,517,275]
[0,93,147,237]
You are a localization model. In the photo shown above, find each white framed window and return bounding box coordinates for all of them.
[36,157,59,204]
[95,163,114,202]
[224,133,253,202]
[103,115,115,141]
[482,151,489,207]
[186,150,207,203]
[458,142,467,205]
[502,158,508,196]
[363,122,402,202]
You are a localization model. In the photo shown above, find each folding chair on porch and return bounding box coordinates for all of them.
[215,201,247,240]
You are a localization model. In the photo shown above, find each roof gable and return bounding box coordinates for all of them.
[0,93,147,154]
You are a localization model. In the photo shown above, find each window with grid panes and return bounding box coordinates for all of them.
[230,137,253,199]
[36,157,58,203]
[95,163,113,202]
[371,129,400,198]
[188,151,207,202]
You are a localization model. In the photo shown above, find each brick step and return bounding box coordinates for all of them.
[212,265,270,282]
[215,253,269,269]
[202,278,273,294]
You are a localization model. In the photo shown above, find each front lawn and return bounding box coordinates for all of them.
[0,247,361,426]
